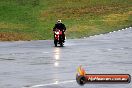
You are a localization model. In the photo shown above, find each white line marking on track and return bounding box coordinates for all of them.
[22,80,76,88]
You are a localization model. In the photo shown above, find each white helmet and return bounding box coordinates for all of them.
[57,20,62,23]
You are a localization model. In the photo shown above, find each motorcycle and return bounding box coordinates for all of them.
[54,29,65,47]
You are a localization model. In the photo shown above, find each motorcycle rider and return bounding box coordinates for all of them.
[53,20,66,42]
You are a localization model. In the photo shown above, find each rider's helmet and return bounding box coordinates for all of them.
[57,20,62,23]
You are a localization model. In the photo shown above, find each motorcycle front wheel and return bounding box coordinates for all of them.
[60,42,63,47]
[54,40,57,47]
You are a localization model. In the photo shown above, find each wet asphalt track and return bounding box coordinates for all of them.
[0,27,132,88]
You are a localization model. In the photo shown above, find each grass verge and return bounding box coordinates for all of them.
[0,0,132,41]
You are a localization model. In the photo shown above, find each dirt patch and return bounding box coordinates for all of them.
[0,22,29,29]
[40,4,129,19]
[0,32,32,41]
[103,11,131,25]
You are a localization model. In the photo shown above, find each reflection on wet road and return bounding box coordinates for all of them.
[53,48,60,67]
[0,27,132,88]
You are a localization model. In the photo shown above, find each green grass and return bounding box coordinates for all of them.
[0,0,132,41]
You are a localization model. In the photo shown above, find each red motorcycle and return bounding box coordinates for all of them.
[54,29,64,47]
